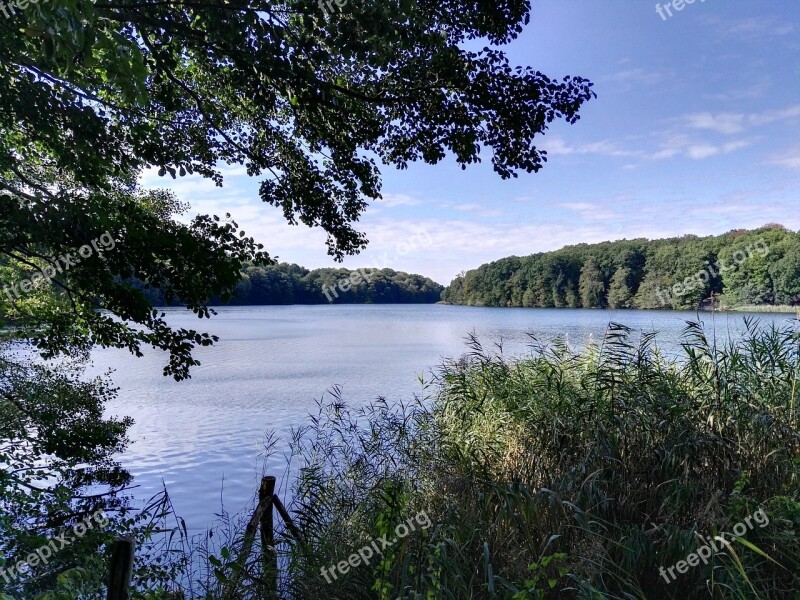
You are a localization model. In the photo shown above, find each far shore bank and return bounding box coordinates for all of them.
[436,302,799,314]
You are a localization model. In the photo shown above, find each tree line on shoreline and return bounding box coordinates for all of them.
[129,224,800,309]
[441,224,800,310]
[129,263,444,305]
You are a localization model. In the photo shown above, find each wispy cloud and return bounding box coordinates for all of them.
[559,202,620,221]
[451,203,506,218]
[640,132,752,160]
[601,67,666,90]
[682,104,800,134]
[767,147,800,171]
[717,16,795,37]
[544,138,641,158]
[139,168,245,207]
[683,113,747,135]
[378,193,424,208]
[704,78,771,103]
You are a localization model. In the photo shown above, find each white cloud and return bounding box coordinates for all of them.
[704,78,771,103]
[378,193,424,208]
[546,104,797,167]
[650,134,752,161]
[752,105,800,126]
[216,164,250,178]
[544,137,640,158]
[684,112,746,135]
[544,119,760,164]
[767,147,800,171]
[602,68,665,88]
[682,104,800,134]
[451,203,506,218]
[559,202,619,221]
[718,16,795,37]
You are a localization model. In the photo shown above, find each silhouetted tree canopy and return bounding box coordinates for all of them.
[0,3,595,587]
[0,0,595,376]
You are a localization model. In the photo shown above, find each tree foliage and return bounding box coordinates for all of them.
[1,1,594,591]
[578,256,605,308]
[443,225,800,309]
[607,266,633,309]
[0,351,130,598]
[131,264,444,305]
[1,0,595,375]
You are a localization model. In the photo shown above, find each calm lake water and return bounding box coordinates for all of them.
[94,305,796,531]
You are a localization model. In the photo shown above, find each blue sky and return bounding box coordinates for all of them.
[141,0,800,285]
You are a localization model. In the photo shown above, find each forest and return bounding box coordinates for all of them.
[442,224,800,310]
[128,263,444,305]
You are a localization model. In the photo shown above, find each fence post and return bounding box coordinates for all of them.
[259,476,277,596]
[272,493,303,543]
[107,537,135,600]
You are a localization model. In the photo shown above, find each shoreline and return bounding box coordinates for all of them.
[436,303,800,314]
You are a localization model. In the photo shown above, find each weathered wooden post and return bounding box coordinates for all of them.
[107,537,135,600]
[272,493,303,543]
[259,476,277,596]
[223,475,294,598]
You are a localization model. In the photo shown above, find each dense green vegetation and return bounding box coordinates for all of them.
[130,264,444,306]
[261,319,797,599]
[128,319,799,599]
[2,0,594,595]
[443,225,800,310]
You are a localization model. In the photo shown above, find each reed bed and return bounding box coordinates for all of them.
[275,318,800,600]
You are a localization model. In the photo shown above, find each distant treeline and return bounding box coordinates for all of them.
[442,225,800,309]
[131,263,444,305]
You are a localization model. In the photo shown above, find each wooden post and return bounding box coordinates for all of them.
[107,538,135,600]
[259,476,277,596]
[272,493,303,544]
[222,476,283,598]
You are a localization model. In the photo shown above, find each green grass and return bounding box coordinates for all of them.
[728,305,800,314]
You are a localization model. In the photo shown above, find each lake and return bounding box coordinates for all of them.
[94,304,796,531]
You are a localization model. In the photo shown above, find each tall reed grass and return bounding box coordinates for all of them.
[272,318,799,599]
[133,319,800,600]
